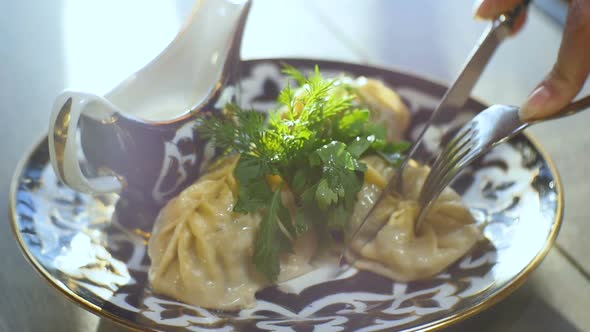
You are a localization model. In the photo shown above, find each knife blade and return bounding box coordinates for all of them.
[341,1,530,269]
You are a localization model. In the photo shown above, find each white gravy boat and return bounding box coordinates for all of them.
[48,0,252,229]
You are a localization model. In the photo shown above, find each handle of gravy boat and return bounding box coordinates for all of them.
[48,91,124,194]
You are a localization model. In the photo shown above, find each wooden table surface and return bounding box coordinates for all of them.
[1,1,589,331]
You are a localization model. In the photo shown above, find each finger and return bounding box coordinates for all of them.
[474,0,522,19]
[511,8,527,34]
[474,0,528,34]
[520,0,590,120]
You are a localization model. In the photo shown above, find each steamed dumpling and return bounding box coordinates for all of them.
[351,77,411,141]
[348,155,482,281]
[148,155,316,310]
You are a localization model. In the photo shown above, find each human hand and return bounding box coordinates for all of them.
[474,0,590,121]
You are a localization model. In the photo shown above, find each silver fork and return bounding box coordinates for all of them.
[415,94,590,232]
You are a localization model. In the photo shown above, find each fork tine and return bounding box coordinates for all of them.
[432,132,476,182]
[439,143,491,187]
[430,128,475,178]
[415,144,475,233]
[421,139,482,210]
[424,149,480,206]
[419,131,471,196]
[415,160,466,232]
[431,126,473,170]
[432,150,474,195]
[419,143,473,207]
[419,127,475,204]
[416,116,493,234]
[429,125,474,171]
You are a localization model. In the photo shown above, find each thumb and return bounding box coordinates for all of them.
[473,0,528,33]
[520,0,590,121]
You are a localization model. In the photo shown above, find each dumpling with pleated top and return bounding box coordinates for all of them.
[349,76,411,142]
[147,155,317,310]
[347,155,482,281]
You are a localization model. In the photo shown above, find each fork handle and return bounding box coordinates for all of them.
[534,94,590,123]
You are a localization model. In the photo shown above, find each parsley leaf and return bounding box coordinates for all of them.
[253,188,289,282]
[338,108,370,137]
[315,178,338,209]
[309,141,366,230]
[233,155,272,213]
[347,136,373,158]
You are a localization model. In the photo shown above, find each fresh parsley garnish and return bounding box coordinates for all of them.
[253,186,293,282]
[195,64,409,282]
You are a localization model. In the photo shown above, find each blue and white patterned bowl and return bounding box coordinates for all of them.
[10,59,562,332]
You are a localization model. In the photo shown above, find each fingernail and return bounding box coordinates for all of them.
[472,0,486,19]
[520,85,552,120]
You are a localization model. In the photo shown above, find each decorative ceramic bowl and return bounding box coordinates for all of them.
[11,59,562,332]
